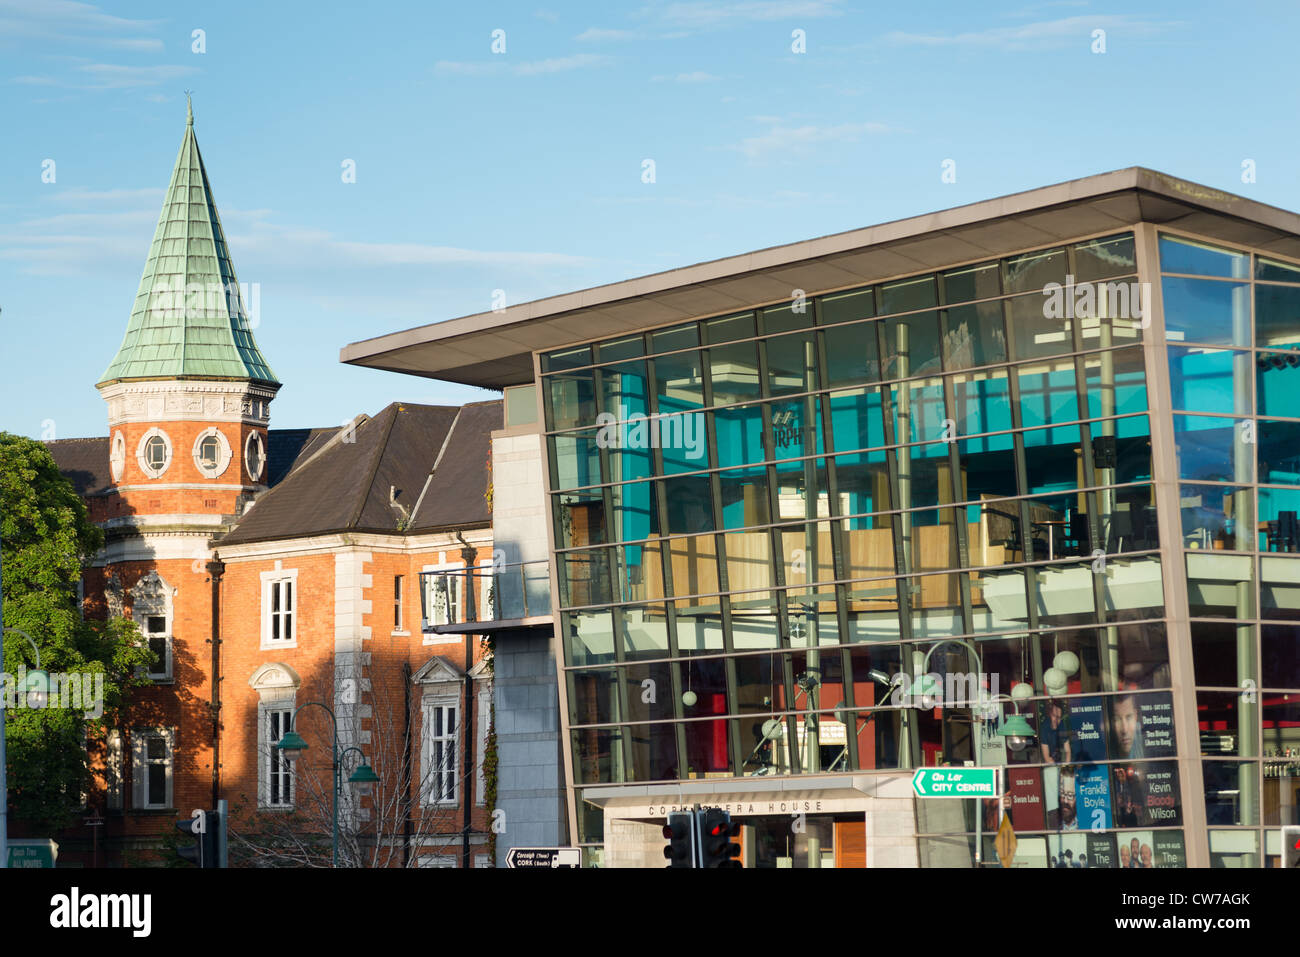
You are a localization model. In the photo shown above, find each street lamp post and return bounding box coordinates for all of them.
[274,701,378,868]
[0,621,50,872]
[906,639,1036,867]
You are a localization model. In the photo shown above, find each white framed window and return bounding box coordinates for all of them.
[474,853,492,868]
[106,729,124,810]
[476,683,490,806]
[266,708,295,808]
[261,568,298,649]
[109,430,126,483]
[418,854,458,868]
[394,575,405,633]
[130,570,172,682]
[142,614,171,681]
[131,728,174,810]
[422,565,464,629]
[245,430,265,482]
[192,427,232,479]
[421,695,459,806]
[135,427,172,479]
[250,663,302,809]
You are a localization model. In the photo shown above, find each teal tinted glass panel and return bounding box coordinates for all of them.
[770,457,831,521]
[958,434,1018,501]
[820,287,874,324]
[941,262,1000,305]
[762,301,812,334]
[765,331,817,396]
[881,312,942,379]
[1167,347,1250,415]
[548,369,596,431]
[1173,415,1253,483]
[1073,234,1136,282]
[1004,246,1066,294]
[1256,352,1300,417]
[950,370,1012,435]
[887,379,945,445]
[942,300,1007,370]
[1083,347,1148,417]
[550,430,603,490]
[1017,358,1080,428]
[1255,283,1300,350]
[651,323,699,354]
[708,340,760,407]
[661,474,715,533]
[597,360,648,418]
[828,387,886,452]
[704,312,755,344]
[654,349,704,410]
[1115,420,1153,482]
[597,335,645,363]
[1159,235,1249,278]
[1180,484,1252,551]
[542,345,592,373]
[655,411,709,475]
[610,479,657,543]
[717,465,771,530]
[556,490,607,548]
[712,404,766,468]
[1023,423,1083,494]
[901,442,957,511]
[604,434,653,483]
[1008,292,1072,361]
[831,449,890,517]
[1259,420,1300,486]
[1259,486,1300,525]
[1162,277,1251,346]
[822,321,881,387]
[769,397,825,458]
[880,275,937,315]
[1256,256,1300,283]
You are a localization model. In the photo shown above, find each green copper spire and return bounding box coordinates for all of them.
[98,102,279,387]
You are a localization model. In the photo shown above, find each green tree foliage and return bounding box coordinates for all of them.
[0,432,152,831]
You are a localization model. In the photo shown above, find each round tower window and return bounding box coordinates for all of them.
[191,428,232,479]
[135,428,173,479]
[245,431,265,482]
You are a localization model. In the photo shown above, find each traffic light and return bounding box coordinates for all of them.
[699,808,741,868]
[1283,825,1300,868]
[176,809,219,868]
[662,811,695,868]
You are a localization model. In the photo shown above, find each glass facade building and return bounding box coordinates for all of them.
[344,171,1300,867]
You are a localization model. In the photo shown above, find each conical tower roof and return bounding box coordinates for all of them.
[98,100,278,387]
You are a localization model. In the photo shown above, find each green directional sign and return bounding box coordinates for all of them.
[911,767,1002,798]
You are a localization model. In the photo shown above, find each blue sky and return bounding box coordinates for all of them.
[3,0,1299,440]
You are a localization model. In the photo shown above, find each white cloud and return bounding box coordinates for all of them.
[13,61,197,90]
[884,15,1180,50]
[733,118,894,160]
[575,27,635,41]
[434,53,612,76]
[651,71,720,82]
[645,0,841,30]
[0,0,162,49]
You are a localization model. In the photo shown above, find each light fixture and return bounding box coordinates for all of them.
[1009,681,1034,702]
[999,711,1036,754]
[274,730,308,762]
[1043,667,1068,696]
[1053,650,1080,677]
[682,690,698,707]
[348,763,379,797]
[20,669,49,709]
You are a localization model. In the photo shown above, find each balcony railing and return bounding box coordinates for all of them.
[419,560,551,632]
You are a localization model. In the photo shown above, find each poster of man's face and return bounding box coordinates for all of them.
[1111,694,1143,759]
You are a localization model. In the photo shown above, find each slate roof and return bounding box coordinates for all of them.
[98,99,278,387]
[44,437,112,496]
[217,400,499,546]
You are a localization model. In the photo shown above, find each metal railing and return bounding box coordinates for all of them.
[418,560,551,631]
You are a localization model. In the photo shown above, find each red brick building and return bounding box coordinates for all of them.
[44,103,498,867]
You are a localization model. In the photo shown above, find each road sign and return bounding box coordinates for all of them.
[995,814,1017,867]
[911,767,1002,798]
[506,846,581,869]
[1283,826,1300,868]
[7,839,57,868]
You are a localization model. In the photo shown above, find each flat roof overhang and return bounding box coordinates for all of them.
[342,167,1300,389]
